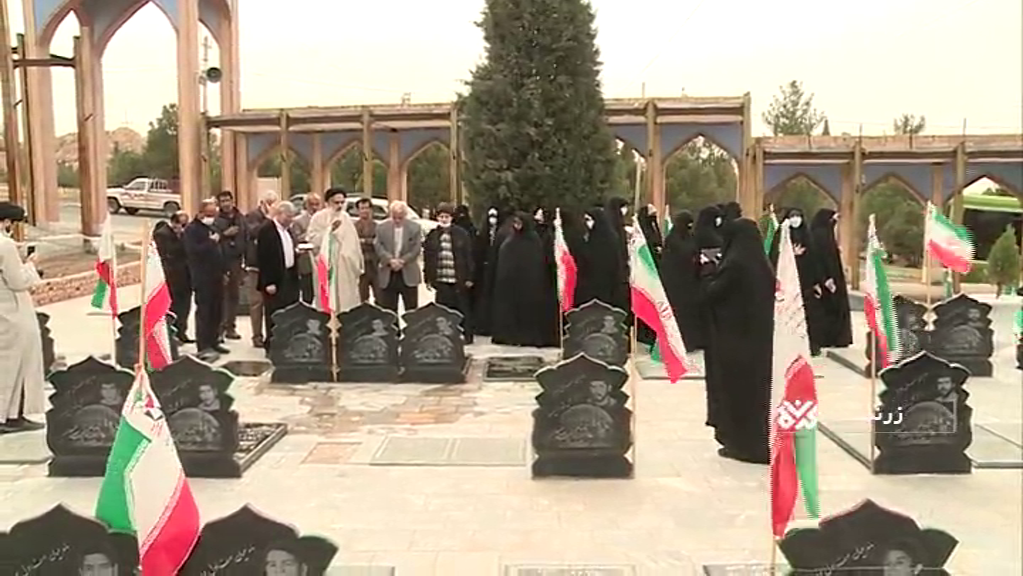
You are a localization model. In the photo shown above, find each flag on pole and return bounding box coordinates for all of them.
[925,202,974,274]
[314,230,337,314]
[770,222,821,539]
[663,204,673,234]
[629,217,689,382]
[763,206,779,254]
[553,209,578,313]
[863,215,901,368]
[91,216,119,315]
[142,241,174,370]
[95,369,200,574]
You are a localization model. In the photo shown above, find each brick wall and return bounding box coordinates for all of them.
[31,262,142,306]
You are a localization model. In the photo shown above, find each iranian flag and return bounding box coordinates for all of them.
[763,206,779,254]
[95,369,200,574]
[863,214,901,367]
[554,209,577,313]
[314,230,336,314]
[770,222,820,539]
[925,202,974,274]
[663,204,673,234]
[629,217,689,382]
[90,216,119,315]
[142,241,174,370]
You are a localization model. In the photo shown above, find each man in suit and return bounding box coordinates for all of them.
[256,201,301,353]
[243,190,279,348]
[183,199,229,361]
[423,203,475,343]
[374,200,422,314]
[290,193,322,304]
[153,211,193,344]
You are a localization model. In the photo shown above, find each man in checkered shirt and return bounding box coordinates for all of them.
[423,203,475,343]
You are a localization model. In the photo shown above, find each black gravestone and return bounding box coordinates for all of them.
[531,353,632,478]
[926,293,995,377]
[0,505,139,576]
[45,356,135,477]
[779,499,958,575]
[149,356,241,478]
[864,295,930,375]
[874,351,973,475]
[268,302,333,384]
[562,300,629,367]
[114,306,180,370]
[180,506,338,576]
[37,311,56,376]
[400,303,469,383]
[337,303,400,382]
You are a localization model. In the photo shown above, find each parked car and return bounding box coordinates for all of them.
[289,194,436,233]
[107,178,181,217]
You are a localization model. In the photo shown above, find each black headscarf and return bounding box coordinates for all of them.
[637,205,664,258]
[604,197,630,265]
[0,201,27,222]
[661,210,705,350]
[491,213,552,346]
[721,201,743,223]
[694,205,724,250]
[573,207,628,311]
[454,204,476,237]
[811,208,853,348]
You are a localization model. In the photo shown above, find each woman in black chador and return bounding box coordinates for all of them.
[660,210,704,351]
[769,207,826,356]
[811,208,853,348]
[491,213,554,347]
[719,201,743,224]
[702,218,774,464]
[604,197,631,266]
[454,204,476,238]
[472,206,504,336]
[532,208,561,347]
[564,207,628,312]
[635,205,664,345]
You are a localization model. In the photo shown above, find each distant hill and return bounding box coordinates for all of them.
[54,127,145,166]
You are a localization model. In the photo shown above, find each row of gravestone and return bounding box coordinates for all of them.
[0,498,960,575]
[269,301,469,384]
[863,293,995,377]
[45,355,285,479]
[562,299,631,367]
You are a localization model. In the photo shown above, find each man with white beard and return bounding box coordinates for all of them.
[307,188,363,313]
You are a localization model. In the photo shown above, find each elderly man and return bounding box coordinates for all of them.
[374,200,422,314]
[256,201,301,352]
[291,193,323,304]
[0,202,45,434]
[184,199,229,361]
[244,190,279,348]
[307,188,363,313]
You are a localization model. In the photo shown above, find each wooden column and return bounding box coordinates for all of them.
[387,130,401,201]
[199,114,210,196]
[361,109,373,197]
[218,0,241,197]
[644,100,663,211]
[235,134,251,211]
[311,133,324,197]
[449,106,459,203]
[839,164,856,280]
[278,112,290,198]
[739,92,754,216]
[849,141,864,290]
[952,143,966,292]
[72,35,96,237]
[400,165,409,203]
[177,0,202,215]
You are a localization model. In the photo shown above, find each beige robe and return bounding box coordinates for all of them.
[307,208,363,314]
[0,233,46,422]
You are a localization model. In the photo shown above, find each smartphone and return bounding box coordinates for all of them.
[26,245,36,257]
[700,248,721,262]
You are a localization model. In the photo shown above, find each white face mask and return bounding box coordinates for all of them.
[620,206,628,216]
[201,217,215,226]
[584,216,594,229]
[715,216,723,227]
[488,216,497,225]
[789,216,803,228]
[438,219,451,228]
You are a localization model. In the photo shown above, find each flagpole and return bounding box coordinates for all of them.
[110,251,119,357]
[629,318,639,476]
[329,239,339,382]
[769,537,778,574]
[136,221,150,374]
[869,332,878,473]
[923,204,933,309]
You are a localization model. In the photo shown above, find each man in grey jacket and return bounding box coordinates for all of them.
[243,190,278,348]
[290,193,322,304]
[373,200,422,314]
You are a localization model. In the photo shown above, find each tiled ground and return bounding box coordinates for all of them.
[1,289,1021,575]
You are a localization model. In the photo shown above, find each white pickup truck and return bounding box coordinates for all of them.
[106,178,181,217]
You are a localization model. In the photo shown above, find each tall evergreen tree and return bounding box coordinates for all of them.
[460,0,617,213]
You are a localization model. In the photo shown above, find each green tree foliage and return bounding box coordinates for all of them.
[460,0,618,213]
[892,113,926,135]
[406,143,451,213]
[257,152,311,197]
[762,81,833,216]
[664,140,737,212]
[144,104,179,180]
[57,162,78,188]
[329,147,388,198]
[982,186,1017,197]
[107,144,148,187]
[987,225,1021,292]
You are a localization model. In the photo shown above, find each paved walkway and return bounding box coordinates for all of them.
[1,289,1020,574]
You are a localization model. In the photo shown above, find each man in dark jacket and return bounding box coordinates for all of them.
[184,199,230,361]
[215,190,246,340]
[243,191,279,348]
[152,211,193,344]
[423,203,475,343]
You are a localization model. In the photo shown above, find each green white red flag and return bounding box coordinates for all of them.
[90,216,119,316]
[770,222,821,539]
[863,214,901,367]
[554,209,577,313]
[763,206,779,254]
[314,230,337,314]
[95,369,200,574]
[925,202,974,274]
[629,216,689,382]
[142,241,174,370]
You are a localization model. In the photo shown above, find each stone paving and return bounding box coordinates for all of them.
[1,289,1021,574]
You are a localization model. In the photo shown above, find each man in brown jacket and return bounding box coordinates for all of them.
[353,197,378,302]
[243,190,279,348]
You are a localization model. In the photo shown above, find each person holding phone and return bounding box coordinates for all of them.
[0,201,46,434]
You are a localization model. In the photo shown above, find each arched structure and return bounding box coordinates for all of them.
[21,0,240,233]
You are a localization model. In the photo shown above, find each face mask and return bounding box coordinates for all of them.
[715,216,723,227]
[789,216,803,228]
[584,217,594,229]
[439,220,451,228]
[488,216,497,225]
[620,206,628,216]
[201,217,215,226]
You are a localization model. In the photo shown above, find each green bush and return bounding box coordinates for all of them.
[986,226,1021,292]
[962,262,988,284]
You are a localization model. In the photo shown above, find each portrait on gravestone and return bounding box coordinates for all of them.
[149,356,238,456]
[779,498,958,575]
[37,311,56,376]
[337,303,399,382]
[400,303,468,383]
[531,353,632,478]
[927,294,994,376]
[180,506,338,576]
[269,303,333,383]
[875,351,972,474]
[562,300,629,366]
[0,505,139,576]
[114,306,180,370]
[46,357,135,476]
[895,295,930,358]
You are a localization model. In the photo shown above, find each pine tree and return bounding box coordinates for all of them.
[986,226,1021,295]
[459,0,617,213]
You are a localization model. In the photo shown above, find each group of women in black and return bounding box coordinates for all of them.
[450,199,853,466]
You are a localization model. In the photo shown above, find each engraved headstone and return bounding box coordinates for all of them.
[562,300,629,367]
[0,505,139,576]
[779,499,958,574]
[875,351,973,474]
[37,311,56,376]
[337,303,400,382]
[926,293,994,377]
[864,295,929,375]
[268,302,333,383]
[180,506,338,576]
[149,356,241,478]
[531,353,632,478]
[400,303,469,383]
[45,356,135,477]
[114,306,180,370]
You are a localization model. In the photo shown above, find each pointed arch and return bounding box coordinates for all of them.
[862,172,926,204]
[250,144,309,173]
[401,140,449,170]
[764,173,836,203]
[324,140,365,168]
[95,0,173,56]
[663,132,738,163]
[39,1,77,49]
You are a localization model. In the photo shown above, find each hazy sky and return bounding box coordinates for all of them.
[8,0,1023,136]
